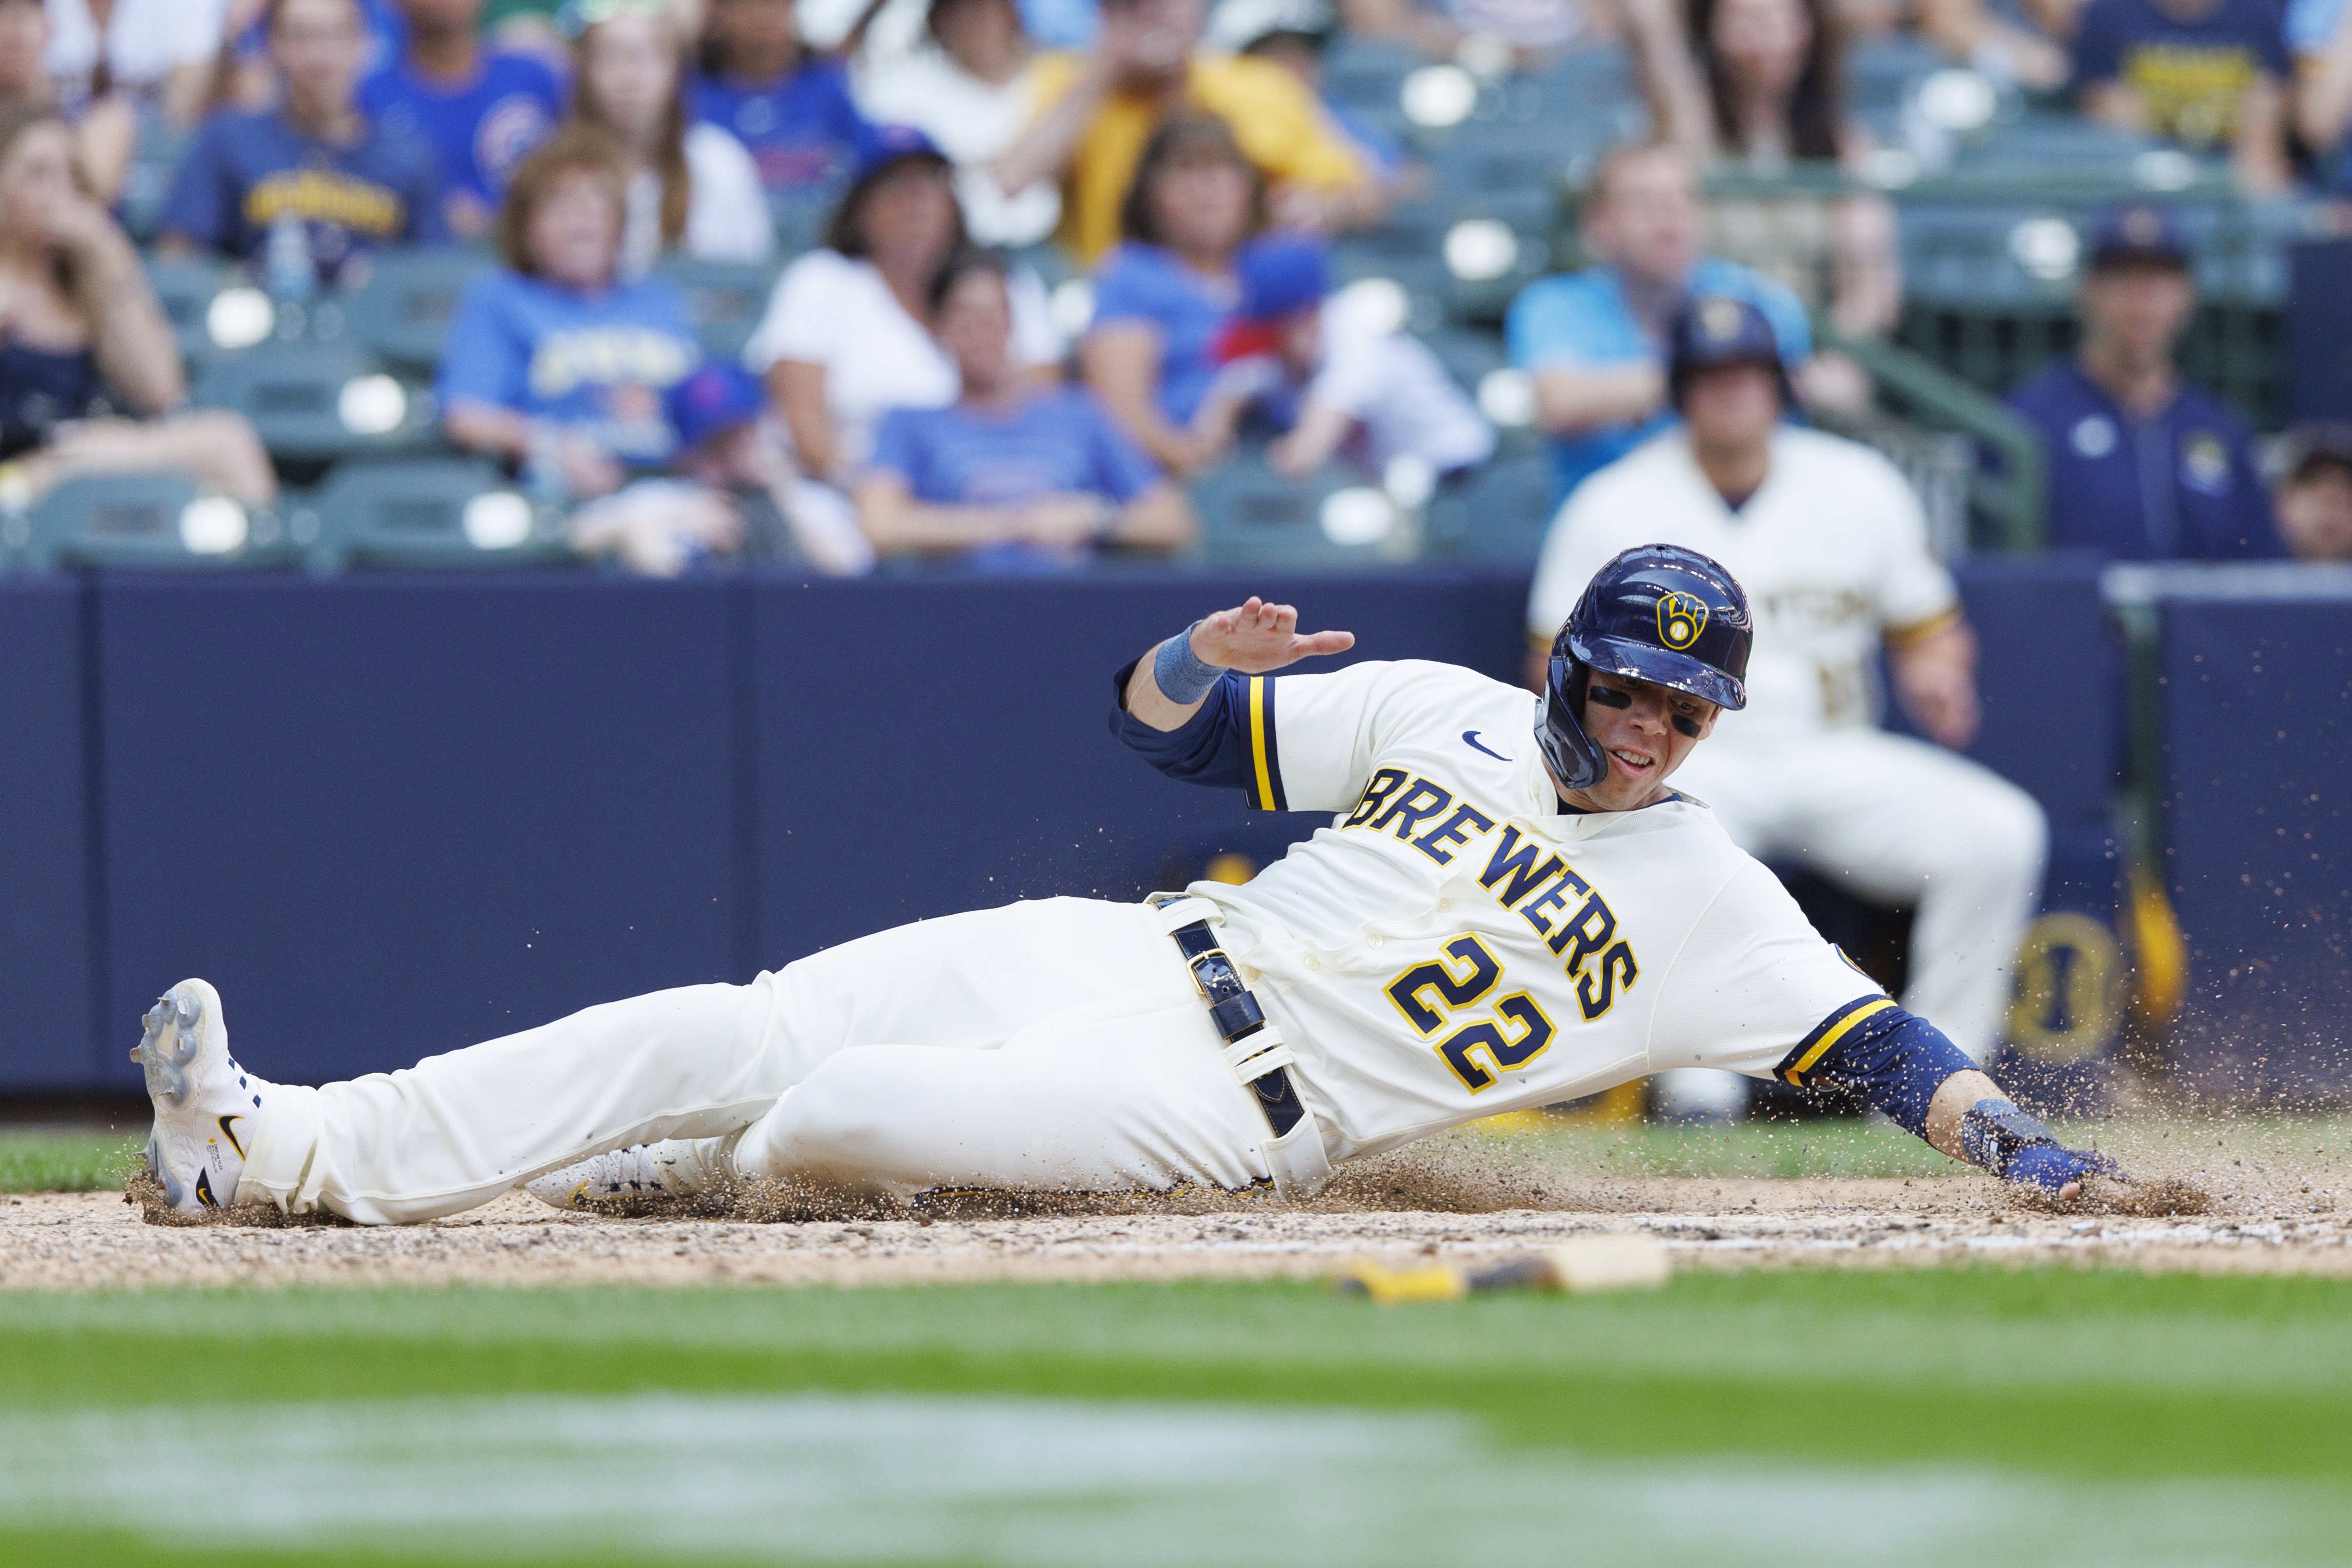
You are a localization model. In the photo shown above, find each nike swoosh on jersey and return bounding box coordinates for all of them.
[1461,731,1510,760]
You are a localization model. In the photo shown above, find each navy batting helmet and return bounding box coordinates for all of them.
[1665,296,1794,413]
[1536,544,1753,791]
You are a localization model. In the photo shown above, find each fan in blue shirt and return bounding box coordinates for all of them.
[2003,205,2282,560]
[1503,144,1813,505]
[857,251,1196,571]
[690,0,881,194]
[159,0,447,284]
[359,0,564,238]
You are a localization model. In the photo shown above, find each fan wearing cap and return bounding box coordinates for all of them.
[1191,233,1494,480]
[2004,206,2283,562]
[2272,423,2352,562]
[851,0,1062,246]
[1527,297,2048,1116]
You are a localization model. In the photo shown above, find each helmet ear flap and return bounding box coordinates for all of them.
[1536,651,1607,792]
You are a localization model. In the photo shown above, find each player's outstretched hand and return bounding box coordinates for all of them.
[1193,597,1355,674]
[2005,1141,2126,1201]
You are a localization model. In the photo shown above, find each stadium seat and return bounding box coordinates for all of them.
[770,180,845,258]
[1189,451,1420,568]
[302,457,570,572]
[191,342,441,467]
[343,246,495,372]
[13,471,296,572]
[652,256,780,362]
[1424,454,1556,564]
[145,256,236,369]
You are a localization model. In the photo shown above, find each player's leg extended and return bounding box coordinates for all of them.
[232,978,795,1224]
[171,897,1202,1222]
[730,992,1278,1197]
[1773,732,2048,1060]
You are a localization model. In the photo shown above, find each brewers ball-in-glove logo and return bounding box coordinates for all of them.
[1656,591,1707,649]
[1697,297,1747,343]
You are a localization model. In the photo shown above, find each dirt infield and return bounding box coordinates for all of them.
[5,1122,2346,1290]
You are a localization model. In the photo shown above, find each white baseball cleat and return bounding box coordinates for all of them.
[131,978,272,1214]
[526,1138,726,1211]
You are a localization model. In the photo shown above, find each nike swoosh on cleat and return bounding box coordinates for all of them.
[194,1169,217,1208]
[569,1180,590,1209]
[1461,730,1510,760]
[216,1115,247,1160]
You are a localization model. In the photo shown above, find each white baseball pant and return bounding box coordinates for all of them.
[239,898,1325,1225]
[1668,728,2048,1062]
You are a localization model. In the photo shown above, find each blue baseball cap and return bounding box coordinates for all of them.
[2087,203,2190,271]
[849,124,949,187]
[666,361,765,453]
[1236,235,1332,323]
[1665,295,1792,410]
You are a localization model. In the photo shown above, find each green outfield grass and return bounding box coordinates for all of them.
[0,1128,137,1192]
[1,1270,2348,1565]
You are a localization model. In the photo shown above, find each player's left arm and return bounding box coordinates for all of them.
[1778,1001,2124,1198]
[1659,862,2124,1198]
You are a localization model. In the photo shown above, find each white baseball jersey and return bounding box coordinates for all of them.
[1184,659,1885,1162]
[1526,428,1960,743]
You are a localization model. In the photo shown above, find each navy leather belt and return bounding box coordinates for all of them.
[1171,919,1305,1138]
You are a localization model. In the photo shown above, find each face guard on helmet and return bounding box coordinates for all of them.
[1537,544,1754,792]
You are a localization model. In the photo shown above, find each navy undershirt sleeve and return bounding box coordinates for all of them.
[1108,659,1257,791]
[1774,1004,1976,1138]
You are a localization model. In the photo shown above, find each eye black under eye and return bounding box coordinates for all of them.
[1671,715,1702,738]
[1587,686,1632,710]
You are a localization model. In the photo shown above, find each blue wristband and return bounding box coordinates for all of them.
[1153,622,1227,704]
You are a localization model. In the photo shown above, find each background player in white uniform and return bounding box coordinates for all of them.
[133,550,2121,1225]
[1525,299,2046,1117]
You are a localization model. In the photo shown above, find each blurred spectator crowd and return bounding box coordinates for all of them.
[0,0,2348,579]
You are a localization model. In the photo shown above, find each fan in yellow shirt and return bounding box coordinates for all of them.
[1000,0,1374,263]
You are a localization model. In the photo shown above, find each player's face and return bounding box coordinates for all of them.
[1679,362,1781,455]
[1573,670,1718,811]
[2081,262,2194,364]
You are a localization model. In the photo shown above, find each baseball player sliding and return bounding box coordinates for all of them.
[134,547,2125,1224]
[1527,298,2047,1118]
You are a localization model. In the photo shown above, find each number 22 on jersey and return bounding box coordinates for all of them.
[1384,936,1559,1095]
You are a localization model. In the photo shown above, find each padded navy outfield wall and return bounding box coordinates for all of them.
[743,570,1530,973]
[0,579,95,1089]
[91,576,742,1088]
[0,559,2139,1089]
[2160,596,2352,1099]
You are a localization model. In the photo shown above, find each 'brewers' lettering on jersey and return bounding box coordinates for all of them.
[1115,657,1881,1164]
